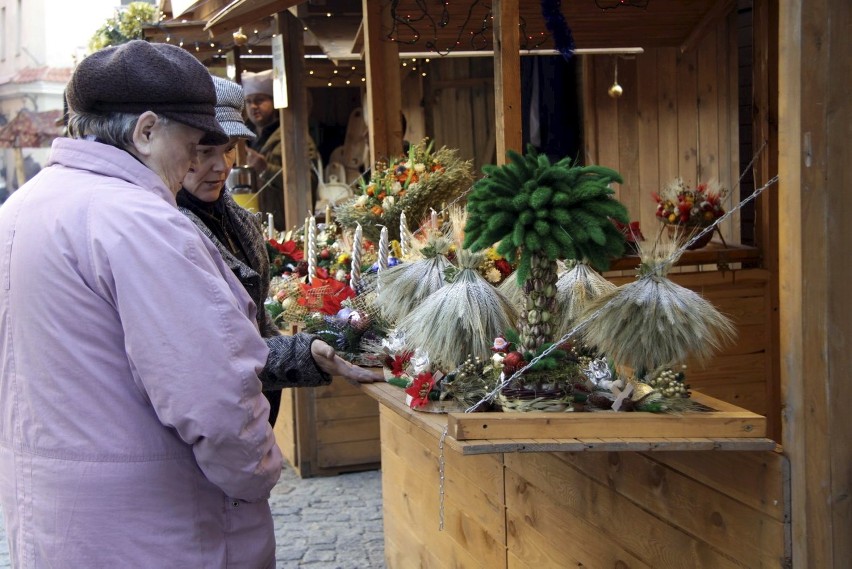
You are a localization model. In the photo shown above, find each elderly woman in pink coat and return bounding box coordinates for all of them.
[0,40,373,569]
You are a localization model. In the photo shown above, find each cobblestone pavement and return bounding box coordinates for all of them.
[0,465,385,568]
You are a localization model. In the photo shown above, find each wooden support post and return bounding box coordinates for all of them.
[275,10,311,229]
[752,0,780,442]
[228,46,248,166]
[493,0,522,165]
[779,0,852,566]
[362,0,402,167]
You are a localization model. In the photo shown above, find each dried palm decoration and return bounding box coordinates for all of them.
[373,232,454,325]
[463,145,628,355]
[579,239,736,373]
[554,261,616,337]
[396,249,517,372]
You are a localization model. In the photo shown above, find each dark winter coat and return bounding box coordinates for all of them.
[177,188,330,390]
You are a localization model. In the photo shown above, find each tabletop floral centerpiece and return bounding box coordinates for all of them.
[463,145,630,411]
[653,178,727,249]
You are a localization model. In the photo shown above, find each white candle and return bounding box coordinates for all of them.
[399,211,408,258]
[325,203,332,226]
[267,213,275,240]
[350,223,362,291]
[306,217,317,283]
[431,208,438,230]
[378,225,389,275]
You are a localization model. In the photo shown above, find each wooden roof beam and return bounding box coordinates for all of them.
[205,0,301,36]
[680,0,736,53]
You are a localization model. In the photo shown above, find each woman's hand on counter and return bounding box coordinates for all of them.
[310,340,385,385]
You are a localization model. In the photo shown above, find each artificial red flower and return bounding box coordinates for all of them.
[388,351,413,377]
[297,277,355,315]
[315,266,329,280]
[494,258,513,277]
[612,220,645,243]
[269,239,304,261]
[405,372,436,408]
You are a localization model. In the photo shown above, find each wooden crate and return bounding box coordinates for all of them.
[448,390,766,441]
[366,382,790,568]
[273,375,381,478]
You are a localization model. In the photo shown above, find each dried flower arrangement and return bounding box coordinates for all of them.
[334,139,474,243]
[579,238,736,375]
[653,178,727,227]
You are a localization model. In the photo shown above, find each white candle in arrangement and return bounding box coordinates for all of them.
[430,208,438,230]
[378,225,389,276]
[350,223,362,291]
[399,211,408,258]
[267,213,275,240]
[306,217,317,283]
[325,204,332,226]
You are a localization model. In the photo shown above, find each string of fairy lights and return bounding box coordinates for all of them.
[387,0,649,55]
[143,1,648,86]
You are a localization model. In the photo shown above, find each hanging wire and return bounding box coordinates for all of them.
[387,0,500,56]
[595,0,650,9]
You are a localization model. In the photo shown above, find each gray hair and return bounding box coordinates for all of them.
[66,111,171,150]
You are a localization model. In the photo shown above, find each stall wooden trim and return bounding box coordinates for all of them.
[365,382,776,455]
[369,381,789,568]
[273,376,382,478]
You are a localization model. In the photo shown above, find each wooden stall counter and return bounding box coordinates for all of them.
[362,382,789,569]
[273,375,381,478]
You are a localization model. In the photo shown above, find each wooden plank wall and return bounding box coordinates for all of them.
[778,1,852,566]
[380,406,507,568]
[504,449,789,568]
[273,389,299,469]
[377,403,790,568]
[313,378,381,471]
[583,11,741,246]
[424,57,498,174]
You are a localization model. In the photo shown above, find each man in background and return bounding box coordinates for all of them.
[242,70,286,228]
[243,70,318,228]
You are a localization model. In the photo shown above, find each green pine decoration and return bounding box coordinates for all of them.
[463,145,629,354]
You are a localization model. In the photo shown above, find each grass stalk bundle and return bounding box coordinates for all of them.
[554,262,616,337]
[397,249,517,372]
[497,272,525,312]
[373,234,453,325]
[579,241,736,372]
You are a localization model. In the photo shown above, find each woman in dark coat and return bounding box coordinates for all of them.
[178,76,378,425]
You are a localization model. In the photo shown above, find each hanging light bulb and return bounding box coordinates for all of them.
[608,56,623,98]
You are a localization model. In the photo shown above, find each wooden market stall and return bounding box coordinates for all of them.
[273,374,381,478]
[149,0,851,565]
[355,1,848,567]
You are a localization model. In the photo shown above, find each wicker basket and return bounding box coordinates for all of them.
[497,387,573,413]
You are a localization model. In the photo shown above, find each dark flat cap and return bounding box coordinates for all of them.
[66,40,227,145]
[211,76,255,140]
